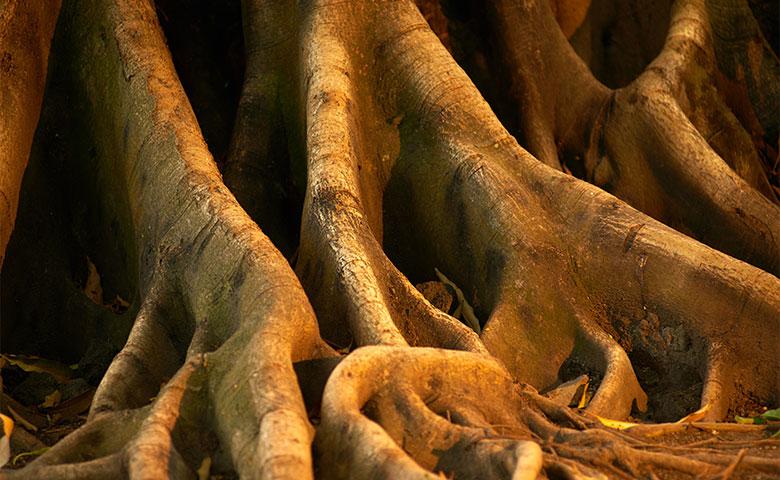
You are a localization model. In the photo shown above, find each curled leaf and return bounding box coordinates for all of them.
[733,407,779,425]
[0,413,13,467]
[544,375,588,408]
[12,447,49,466]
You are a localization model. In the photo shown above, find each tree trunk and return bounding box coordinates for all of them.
[1,0,778,478]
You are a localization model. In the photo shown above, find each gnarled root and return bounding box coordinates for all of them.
[4,0,331,478]
[3,0,779,479]
[434,0,780,274]
[318,346,780,479]
[275,0,778,423]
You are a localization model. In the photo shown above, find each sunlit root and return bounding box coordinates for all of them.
[318,346,780,479]
[0,1,61,267]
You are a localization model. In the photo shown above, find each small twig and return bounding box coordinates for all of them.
[11,447,49,466]
[631,421,769,437]
[716,448,747,480]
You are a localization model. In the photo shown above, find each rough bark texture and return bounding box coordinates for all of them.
[1,0,779,479]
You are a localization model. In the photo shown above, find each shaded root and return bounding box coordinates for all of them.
[431,0,780,274]
[4,0,333,478]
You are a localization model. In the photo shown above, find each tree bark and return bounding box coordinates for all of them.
[0,1,61,268]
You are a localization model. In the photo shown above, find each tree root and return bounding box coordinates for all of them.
[318,346,780,479]
[436,0,780,274]
[0,0,61,267]
[4,0,332,478]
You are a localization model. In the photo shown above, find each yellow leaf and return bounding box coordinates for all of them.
[197,456,212,480]
[577,380,590,409]
[594,415,638,430]
[0,414,13,438]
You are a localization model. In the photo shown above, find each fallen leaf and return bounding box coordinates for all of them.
[49,389,95,422]
[6,406,37,432]
[197,456,212,480]
[0,413,14,467]
[1,394,48,429]
[544,375,588,407]
[0,354,74,382]
[676,403,710,423]
[84,256,103,305]
[40,390,62,409]
[761,408,780,421]
[594,415,638,430]
[734,407,780,425]
[577,381,590,409]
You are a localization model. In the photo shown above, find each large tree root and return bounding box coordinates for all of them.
[1,0,779,479]
[319,346,780,479]
[430,0,780,275]
[278,0,778,422]
[4,0,331,478]
[0,1,61,267]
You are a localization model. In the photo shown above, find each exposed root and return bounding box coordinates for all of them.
[318,346,780,479]
[293,0,487,352]
[0,1,61,267]
[3,0,331,478]
[282,0,778,424]
[434,0,780,274]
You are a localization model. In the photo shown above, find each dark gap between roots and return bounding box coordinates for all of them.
[382,146,495,327]
[620,314,705,422]
[1,27,136,375]
[421,0,521,140]
[1,13,142,456]
[747,0,779,57]
[565,0,672,88]
[154,0,244,166]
